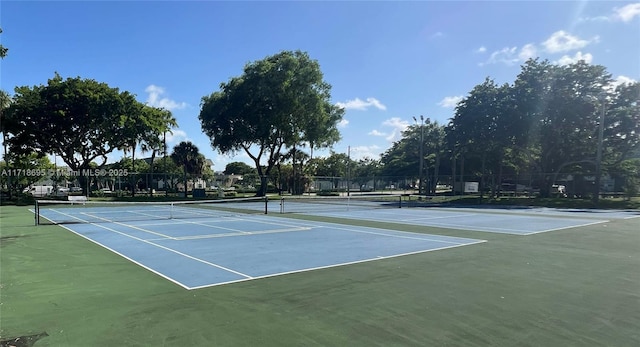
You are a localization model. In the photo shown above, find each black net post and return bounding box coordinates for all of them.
[34,200,40,226]
[264,196,268,215]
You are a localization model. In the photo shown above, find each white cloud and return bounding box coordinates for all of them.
[430,31,444,39]
[368,130,386,137]
[578,15,612,23]
[612,75,637,88]
[336,97,387,111]
[474,46,487,53]
[555,51,593,65]
[614,3,640,22]
[542,30,594,53]
[165,129,188,145]
[482,31,598,66]
[338,119,349,128]
[482,46,521,66]
[347,145,382,160]
[381,117,410,142]
[145,85,188,111]
[579,3,640,23]
[518,43,538,61]
[438,95,463,108]
[382,117,410,130]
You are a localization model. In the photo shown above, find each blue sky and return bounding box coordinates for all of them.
[2,1,639,171]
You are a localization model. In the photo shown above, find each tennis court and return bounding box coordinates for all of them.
[6,201,639,346]
[36,200,485,289]
[275,195,638,235]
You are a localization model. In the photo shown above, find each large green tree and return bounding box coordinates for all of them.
[512,59,613,197]
[199,50,343,196]
[4,74,176,195]
[314,152,351,189]
[380,119,447,193]
[605,81,640,166]
[224,161,256,176]
[448,78,520,197]
[350,157,382,190]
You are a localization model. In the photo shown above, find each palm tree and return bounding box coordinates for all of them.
[170,141,204,197]
[140,108,176,197]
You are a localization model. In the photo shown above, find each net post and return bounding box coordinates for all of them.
[398,195,402,208]
[35,200,39,226]
[264,196,268,215]
[280,197,284,214]
[170,202,174,219]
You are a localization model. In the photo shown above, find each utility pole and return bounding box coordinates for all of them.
[413,115,425,195]
[594,92,606,206]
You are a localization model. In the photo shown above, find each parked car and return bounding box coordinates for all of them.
[54,187,69,197]
[23,185,54,197]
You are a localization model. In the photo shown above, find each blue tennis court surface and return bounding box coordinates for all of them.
[43,211,485,289]
[288,206,626,235]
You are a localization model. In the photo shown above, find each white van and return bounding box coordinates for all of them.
[23,185,54,197]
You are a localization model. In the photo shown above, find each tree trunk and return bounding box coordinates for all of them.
[480,153,486,201]
[183,168,188,198]
[460,155,465,195]
[149,150,156,198]
[433,152,440,195]
[451,153,456,196]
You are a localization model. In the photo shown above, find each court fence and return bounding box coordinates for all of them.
[15,169,640,201]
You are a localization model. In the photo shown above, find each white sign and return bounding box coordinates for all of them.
[464,182,479,193]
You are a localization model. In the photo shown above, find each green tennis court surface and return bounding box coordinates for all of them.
[1,204,639,346]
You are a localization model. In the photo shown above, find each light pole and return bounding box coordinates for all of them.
[594,92,606,206]
[413,115,424,195]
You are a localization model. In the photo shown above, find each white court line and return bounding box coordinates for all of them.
[48,208,175,239]
[78,212,175,239]
[53,223,193,290]
[84,222,252,279]
[522,220,609,235]
[171,227,314,240]
[135,217,246,227]
[188,239,487,290]
[400,213,478,222]
[44,210,253,285]
[285,220,485,244]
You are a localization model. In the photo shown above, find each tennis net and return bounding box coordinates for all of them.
[277,194,403,214]
[35,197,268,225]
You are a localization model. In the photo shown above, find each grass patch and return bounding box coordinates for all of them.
[1,205,639,346]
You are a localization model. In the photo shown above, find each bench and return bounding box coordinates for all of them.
[67,195,88,202]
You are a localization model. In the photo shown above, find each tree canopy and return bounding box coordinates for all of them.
[374,58,638,199]
[4,74,177,194]
[224,161,256,176]
[199,50,344,195]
